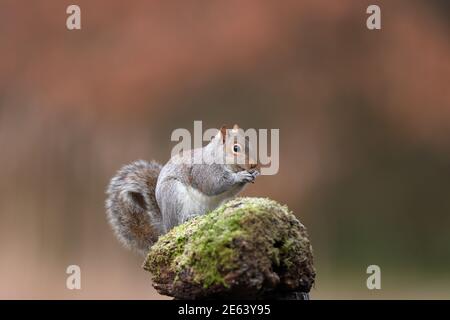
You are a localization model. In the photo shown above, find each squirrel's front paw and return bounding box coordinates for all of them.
[236,170,259,184]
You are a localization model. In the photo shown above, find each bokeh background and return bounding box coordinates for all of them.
[0,0,449,299]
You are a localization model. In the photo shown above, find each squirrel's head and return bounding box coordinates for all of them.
[212,124,258,172]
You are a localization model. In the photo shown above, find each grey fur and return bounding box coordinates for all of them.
[106,128,258,254]
[106,160,163,255]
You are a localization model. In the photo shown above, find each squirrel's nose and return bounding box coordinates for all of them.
[250,163,257,169]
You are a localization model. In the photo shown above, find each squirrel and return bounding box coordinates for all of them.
[106,124,259,256]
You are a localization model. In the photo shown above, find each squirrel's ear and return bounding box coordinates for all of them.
[216,125,227,144]
[232,124,239,132]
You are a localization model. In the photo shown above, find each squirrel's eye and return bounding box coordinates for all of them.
[233,144,241,153]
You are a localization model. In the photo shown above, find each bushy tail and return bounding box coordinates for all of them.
[106,160,163,256]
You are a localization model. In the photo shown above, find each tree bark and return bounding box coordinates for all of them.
[143,197,315,300]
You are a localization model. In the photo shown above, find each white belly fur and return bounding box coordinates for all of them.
[177,183,238,221]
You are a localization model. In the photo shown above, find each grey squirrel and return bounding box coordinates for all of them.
[106,124,259,255]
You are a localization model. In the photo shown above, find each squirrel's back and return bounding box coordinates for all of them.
[106,160,163,256]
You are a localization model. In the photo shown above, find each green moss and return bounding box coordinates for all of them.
[143,197,315,299]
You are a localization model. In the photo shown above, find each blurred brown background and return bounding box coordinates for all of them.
[0,0,449,299]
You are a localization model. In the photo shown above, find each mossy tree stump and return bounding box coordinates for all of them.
[143,197,315,299]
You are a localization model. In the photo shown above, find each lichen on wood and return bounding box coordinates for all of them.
[143,197,315,299]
